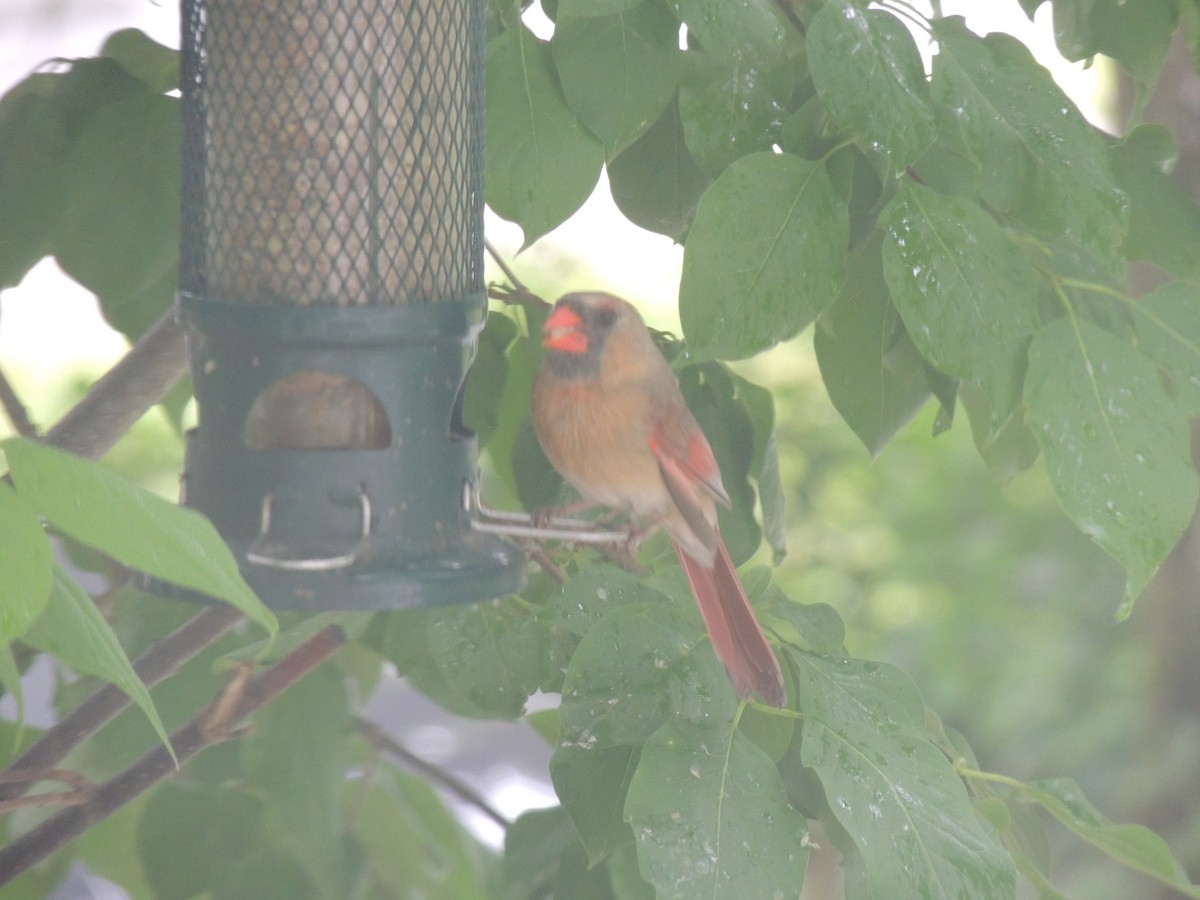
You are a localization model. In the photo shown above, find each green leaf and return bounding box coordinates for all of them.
[1051,0,1177,116]
[101,28,180,94]
[427,598,553,718]
[815,234,932,456]
[1131,281,1200,416]
[767,593,846,658]
[624,718,811,899]
[1025,317,1198,614]
[558,602,737,749]
[0,57,152,290]
[139,783,264,900]
[680,152,848,359]
[485,25,604,246]
[54,93,180,340]
[880,180,1041,420]
[607,843,656,900]
[0,481,53,641]
[1022,778,1200,899]
[808,1,936,168]
[1110,125,1200,280]
[3,438,276,635]
[546,562,670,638]
[558,0,643,15]
[242,661,357,897]
[501,807,615,899]
[794,653,1017,899]
[803,718,1016,899]
[465,311,519,449]
[731,374,787,562]
[959,382,1041,481]
[677,362,760,564]
[677,58,793,177]
[608,98,710,240]
[550,582,790,864]
[553,2,681,159]
[24,565,174,759]
[356,764,491,899]
[0,92,68,289]
[78,793,154,899]
[551,743,641,863]
[677,0,793,63]
[932,18,1127,266]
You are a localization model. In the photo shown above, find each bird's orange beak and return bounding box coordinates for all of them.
[542,304,589,354]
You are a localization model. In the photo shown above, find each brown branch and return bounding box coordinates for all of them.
[0,624,346,886]
[771,0,806,35]
[353,716,511,830]
[44,308,186,461]
[0,604,243,805]
[0,366,38,437]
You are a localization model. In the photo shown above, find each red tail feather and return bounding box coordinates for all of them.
[674,540,786,707]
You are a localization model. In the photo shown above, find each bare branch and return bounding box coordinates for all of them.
[0,366,38,437]
[0,624,345,886]
[484,238,529,294]
[0,604,243,805]
[353,716,511,830]
[45,309,187,461]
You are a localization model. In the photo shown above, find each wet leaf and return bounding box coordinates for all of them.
[1025,317,1197,614]
[809,1,936,168]
[625,718,810,899]
[553,2,681,158]
[0,481,53,642]
[1132,281,1200,417]
[881,180,1041,421]
[815,233,932,456]
[795,653,1016,899]
[3,438,275,635]
[681,152,848,359]
[485,25,604,246]
[932,19,1127,267]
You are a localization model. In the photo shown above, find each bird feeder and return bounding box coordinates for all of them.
[172,0,525,609]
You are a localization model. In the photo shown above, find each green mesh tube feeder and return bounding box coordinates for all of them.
[172,0,525,609]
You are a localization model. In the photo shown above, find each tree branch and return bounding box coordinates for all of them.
[353,716,511,830]
[44,309,186,461]
[0,366,38,437]
[0,605,243,805]
[0,624,345,885]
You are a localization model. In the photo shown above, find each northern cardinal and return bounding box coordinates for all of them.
[531,291,786,707]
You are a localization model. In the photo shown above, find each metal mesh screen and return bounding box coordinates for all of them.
[179,0,484,306]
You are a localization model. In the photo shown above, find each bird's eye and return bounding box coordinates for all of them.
[593,307,617,329]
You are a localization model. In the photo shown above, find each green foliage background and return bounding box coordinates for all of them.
[1,0,1200,898]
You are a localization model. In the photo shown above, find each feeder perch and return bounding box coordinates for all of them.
[170,0,525,609]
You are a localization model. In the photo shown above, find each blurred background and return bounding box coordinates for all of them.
[1,2,1198,898]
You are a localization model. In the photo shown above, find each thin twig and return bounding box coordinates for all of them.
[0,604,244,805]
[484,238,529,293]
[0,768,94,815]
[483,239,550,312]
[45,308,187,461]
[0,366,38,437]
[352,717,511,830]
[0,625,346,886]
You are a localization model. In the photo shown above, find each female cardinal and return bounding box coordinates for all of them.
[531,291,786,707]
